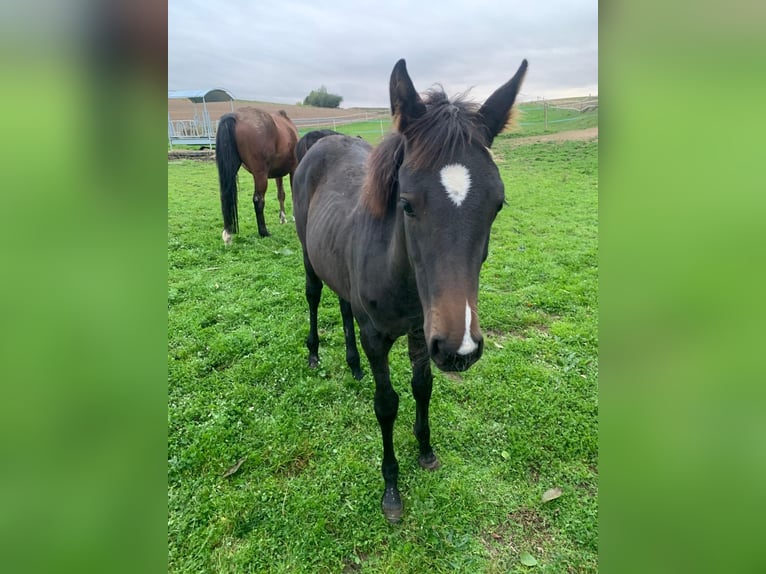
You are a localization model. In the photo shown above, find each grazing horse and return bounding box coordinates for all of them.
[216,107,299,242]
[295,129,342,163]
[292,58,528,522]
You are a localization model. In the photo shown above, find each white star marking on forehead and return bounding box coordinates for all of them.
[440,163,471,207]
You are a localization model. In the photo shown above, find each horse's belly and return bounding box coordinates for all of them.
[305,198,352,300]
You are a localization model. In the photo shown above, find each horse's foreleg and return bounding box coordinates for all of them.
[252,172,270,237]
[275,177,287,224]
[339,298,363,380]
[359,324,400,523]
[408,329,440,471]
[303,253,323,369]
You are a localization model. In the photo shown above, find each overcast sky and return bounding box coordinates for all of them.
[169,0,597,108]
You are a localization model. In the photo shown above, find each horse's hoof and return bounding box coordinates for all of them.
[419,453,441,471]
[259,232,271,238]
[222,229,233,245]
[381,487,402,524]
[383,505,402,524]
[351,367,364,381]
[308,356,319,369]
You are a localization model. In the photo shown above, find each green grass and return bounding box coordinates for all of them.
[510,103,599,138]
[168,137,598,572]
[298,120,392,145]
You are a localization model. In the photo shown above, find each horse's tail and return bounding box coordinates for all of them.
[216,114,241,234]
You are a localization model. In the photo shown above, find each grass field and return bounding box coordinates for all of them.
[168,135,598,572]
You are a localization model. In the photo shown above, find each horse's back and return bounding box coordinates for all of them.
[293,135,370,233]
[296,129,341,163]
[293,135,372,297]
[234,106,274,134]
[232,107,298,176]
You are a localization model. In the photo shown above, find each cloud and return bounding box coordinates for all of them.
[169,0,597,107]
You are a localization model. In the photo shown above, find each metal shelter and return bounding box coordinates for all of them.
[167,88,235,148]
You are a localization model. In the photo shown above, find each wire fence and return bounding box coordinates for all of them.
[517,97,599,129]
[292,111,391,138]
[168,111,394,146]
[168,97,598,148]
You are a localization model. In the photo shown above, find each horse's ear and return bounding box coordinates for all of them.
[390,59,426,133]
[478,59,528,146]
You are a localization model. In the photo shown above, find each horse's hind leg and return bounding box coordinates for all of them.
[303,252,323,369]
[408,329,440,470]
[275,177,287,224]
[252,171,270,237]
[339,298,363,380]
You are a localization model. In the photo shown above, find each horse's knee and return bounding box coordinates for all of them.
[411,372,433,402]
[374,389,399,422]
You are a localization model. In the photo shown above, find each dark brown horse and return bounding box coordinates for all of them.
[292,58,527,522]
[295,129,342,163]
[216,107,299,242]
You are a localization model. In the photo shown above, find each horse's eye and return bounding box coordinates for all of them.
[400,198,415,217]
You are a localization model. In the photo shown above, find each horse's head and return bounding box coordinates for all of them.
[389,58,527,372]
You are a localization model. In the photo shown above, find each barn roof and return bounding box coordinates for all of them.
[167,88,235,103]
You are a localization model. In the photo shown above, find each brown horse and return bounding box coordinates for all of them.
[292,58,527,522]
[216,107,299,242]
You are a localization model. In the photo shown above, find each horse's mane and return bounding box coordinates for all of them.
[362,90,483,218]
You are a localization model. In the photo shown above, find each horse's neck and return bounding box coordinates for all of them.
[383,212,416,286]
[352,209,421,328]
[388,212,407,262]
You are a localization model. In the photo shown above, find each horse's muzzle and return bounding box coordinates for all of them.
[429,336,484,372]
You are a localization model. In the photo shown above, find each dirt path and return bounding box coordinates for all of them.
[505,127,598,146]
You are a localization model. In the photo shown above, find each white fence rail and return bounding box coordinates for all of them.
[168,97,597,147]
[168,111,393,147]
[168,118,220,148]
[292,111,388,127]
[168,119,220,139]
[292,111,391,139]
[547,97,599,113]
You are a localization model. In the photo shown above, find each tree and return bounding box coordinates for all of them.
[303,85,343,109]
